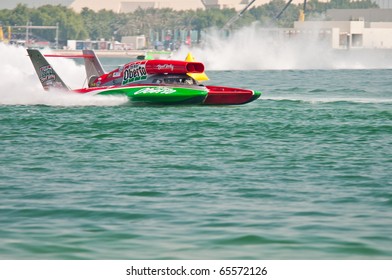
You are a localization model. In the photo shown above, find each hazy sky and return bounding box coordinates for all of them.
[0,0,74,9]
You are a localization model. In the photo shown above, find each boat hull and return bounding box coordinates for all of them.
[75,85,208,105]
[204,86,261,105]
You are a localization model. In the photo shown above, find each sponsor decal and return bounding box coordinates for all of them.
[156,64,174,71]
[43,80,64,90]
[134,87,176,95]
[39,65,56,83]
[122,61,147,85]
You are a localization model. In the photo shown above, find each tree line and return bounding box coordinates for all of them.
[0,0,378,45]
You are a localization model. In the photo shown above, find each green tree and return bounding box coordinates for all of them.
[4,4,31,25]
[81,8,120,40]
[32,5,88,42]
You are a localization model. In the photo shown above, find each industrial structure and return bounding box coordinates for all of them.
[0,23,59,48]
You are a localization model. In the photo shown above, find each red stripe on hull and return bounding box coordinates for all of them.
[44,54,95,58]
[204,86,256,105]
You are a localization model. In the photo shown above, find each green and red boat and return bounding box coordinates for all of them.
[27,49,261,105]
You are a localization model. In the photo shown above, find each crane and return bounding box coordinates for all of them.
[222,0,259,30]
[215,0,307,30]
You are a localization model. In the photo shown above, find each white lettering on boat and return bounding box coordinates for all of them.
[157,64,174,71]
[134,87,176,95]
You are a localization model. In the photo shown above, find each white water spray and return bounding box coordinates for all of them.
[0,44,127,106]
[173,24,392,70]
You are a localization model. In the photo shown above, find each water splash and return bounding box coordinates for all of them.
[262,95,392,104]
[173,24,392,70]
[0,44,127,106]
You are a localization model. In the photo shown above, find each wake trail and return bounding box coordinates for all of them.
[261,95,392,104]
[0,44,127,106]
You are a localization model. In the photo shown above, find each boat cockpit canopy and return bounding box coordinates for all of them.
[149,74,197,85]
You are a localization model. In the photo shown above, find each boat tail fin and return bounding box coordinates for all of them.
[27,48,69,91]
[82,49,105,82]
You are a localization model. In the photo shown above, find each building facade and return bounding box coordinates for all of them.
[294,20,392,49]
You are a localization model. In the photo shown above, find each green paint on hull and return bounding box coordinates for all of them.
[97,86,208,105]
[253,90,262,101]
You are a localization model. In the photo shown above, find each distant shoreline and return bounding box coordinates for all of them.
[51,49,145,58]
[51,49,173,58]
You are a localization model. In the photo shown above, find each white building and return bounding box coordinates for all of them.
[294,19,392,49]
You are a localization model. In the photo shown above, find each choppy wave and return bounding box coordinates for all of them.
[1,64,392,259]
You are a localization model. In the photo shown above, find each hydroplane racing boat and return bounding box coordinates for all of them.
[27,49,261,105]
